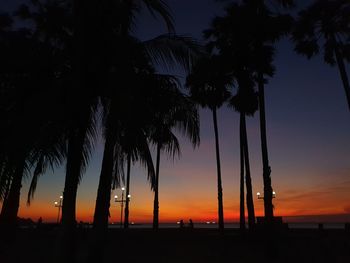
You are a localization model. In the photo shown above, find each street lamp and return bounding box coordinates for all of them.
[114,187,126,228]
[54,195,63,224]
[256,191,276,199]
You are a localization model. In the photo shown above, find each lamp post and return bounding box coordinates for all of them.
[114,187,126,228]
[54,195,63,224]
[256,191,276,199]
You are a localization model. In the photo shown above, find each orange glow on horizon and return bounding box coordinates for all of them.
[17,187,350,224]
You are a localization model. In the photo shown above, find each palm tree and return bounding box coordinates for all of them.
[15,3,97,262]
[242,0,294,221]
[122,131,155,229]
[186,55,232,232]
[293,0,350,111]
[204,3,259,230]
[149,80,200,229]
[0,17,66,231]
[205,0,293,223]
[93,68,157,231]
[230,72,259,229]
[91,0,201,232]
[92,35,200,232]
[15,0,89,235]
[239,119,246,232]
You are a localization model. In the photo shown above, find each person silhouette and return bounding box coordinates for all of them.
[189,219,194,228]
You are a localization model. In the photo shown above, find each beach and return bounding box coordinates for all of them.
[1,226,349,263]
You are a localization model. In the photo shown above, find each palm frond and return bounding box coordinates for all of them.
[143,34,204,72]
[112,144,126,190]
[141,0,175,33]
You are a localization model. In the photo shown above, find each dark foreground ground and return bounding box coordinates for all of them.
[1,227,350,263]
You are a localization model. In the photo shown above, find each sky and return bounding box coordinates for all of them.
[1,0,350,224]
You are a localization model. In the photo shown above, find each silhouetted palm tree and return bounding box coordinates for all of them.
[230,72,259,229]
[0,13,14,203]
[186,55,232,232]
[239,120,246,231]
[205,3,257,230]
[92,34,200,233]
[15,0,91,238]
[149,80,200,229]
[89,0,201,234]
[93,67,158,230]
[243,0,294,221]
[0,26,66,231]
[293,0,350,111]
[205,0,293,222]
[122,132,155,229]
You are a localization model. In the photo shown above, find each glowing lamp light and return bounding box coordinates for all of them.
[256,191,276,199]
[121,187,125,191]
[60,195,63,199]
[128,194,131,198]
[54,201,58,205]
[114,195,118,199]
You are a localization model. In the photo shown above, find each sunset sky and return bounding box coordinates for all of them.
[2,0,350,224]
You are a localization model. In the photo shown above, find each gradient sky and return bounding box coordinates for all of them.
[1,0,350,223]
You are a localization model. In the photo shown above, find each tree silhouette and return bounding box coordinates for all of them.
[149,80,200,229]
[205,0,293,223]
[293,0,350,112]
[186,55,232,232]
[0,10,66,232]
[230,72,259,229]
[242,0,294,222]
[91,22,201,234]
[205,2,260,230]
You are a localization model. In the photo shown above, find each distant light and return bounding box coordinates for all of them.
[60,195,63,199]
[54,201,58,205]
[114,195,118,199]
[121,187,125,191]
[176,221,180,224]
[212,222,216,224]
[272,191,276,195]
[131,222,134,225]
[206,221,210,224]
[127,194,131,198]
[257,192,261,196]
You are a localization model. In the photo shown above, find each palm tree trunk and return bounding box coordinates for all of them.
[153,142,161,229]
[239,114,246,232]
[62,131,86,230]
[87,131,117,263]
[0,157,25,229]
[93,131,117,230]
[241,114,256,229]
[124,154,131,229]
[258,72,274,221]
[61,0,90,231]
[56,1,89,262]
[212,107,224,232]
[332,35,350,112]
[58,128,87,263]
